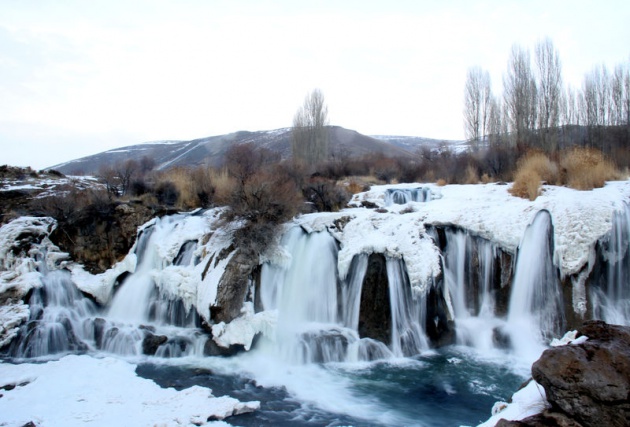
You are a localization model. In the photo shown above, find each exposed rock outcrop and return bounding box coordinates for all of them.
[358,253,391,344]
[508,321,630,427]
[211,248,256,324]
[49,202,164,274]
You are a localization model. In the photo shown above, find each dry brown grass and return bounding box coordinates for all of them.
[510,147,620,200]
[464,165,479,184]
[517,151,559,184]
[211,167,236,206]
[510,169,541,201]
[560,147,619,190]
[346,179,367,194]
[436,178,447,186]
[480,173,494,184]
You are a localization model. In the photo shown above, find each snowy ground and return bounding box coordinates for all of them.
[0,355,259,427]
[1,180,629,427]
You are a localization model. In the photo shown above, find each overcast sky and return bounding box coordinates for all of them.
[1,0,629,170]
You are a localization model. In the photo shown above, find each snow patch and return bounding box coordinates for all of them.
[478,380,549,427]
[0,354,259,426]
[211,303,277,350]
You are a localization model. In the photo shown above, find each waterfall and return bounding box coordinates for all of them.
[8,214,209,359]
[386,258,428,356]
[10,270,97,358]
[108,216,182,323]
[504,210,564,360]
[384,187,431,205]
[260,227,429,363]
[592,202,630,325]
[260,227,352,364]
[439,229,502,351]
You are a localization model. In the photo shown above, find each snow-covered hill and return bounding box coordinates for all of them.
[50,127,462,175]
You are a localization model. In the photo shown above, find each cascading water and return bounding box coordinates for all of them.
[385,187,432,205]
[2,202,567,426]
[8,214,209,359]
[9,270,96,358]
[260,227,357,364]
[439,229,504,351]
[386,258,428,355]
[591,203,630,325]
[504,210,564,361]
[260,226,429,364]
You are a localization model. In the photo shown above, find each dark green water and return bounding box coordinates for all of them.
[136,346,527,427]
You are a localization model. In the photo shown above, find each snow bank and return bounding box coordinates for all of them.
[477,380,549,427]
[350,180,630,278]
[0,354,259,427]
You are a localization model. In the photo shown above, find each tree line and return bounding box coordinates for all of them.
[464,37,630,160]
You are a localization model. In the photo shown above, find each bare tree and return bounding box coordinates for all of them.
[291,89,329,165]
[487,95,504,145]
[116,159,138,196]
[504,44,538,148]
[611,63,628,126]
[535,38,563,150]
[463,66,492,148]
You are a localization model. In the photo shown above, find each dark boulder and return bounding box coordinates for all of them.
[142,332,168,356]
[203,338,247,357]
[497,410,584,426]
[212,248,255,324]
[531,321,630,427]
[358,253,391,345]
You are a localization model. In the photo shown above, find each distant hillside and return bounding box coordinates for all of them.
[52,126,462,175]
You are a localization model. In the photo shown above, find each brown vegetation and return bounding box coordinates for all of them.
[509,147,620,200]
[559,147,619,190]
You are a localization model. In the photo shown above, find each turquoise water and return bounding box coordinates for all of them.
[137,346,527,427]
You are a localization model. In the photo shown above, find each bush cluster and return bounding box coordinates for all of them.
[509,147,620,200]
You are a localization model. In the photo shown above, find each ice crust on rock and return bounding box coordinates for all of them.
[211,302,278,350]
[350,181,630,278]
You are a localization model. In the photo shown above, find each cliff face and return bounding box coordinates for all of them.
[48,202,165,274]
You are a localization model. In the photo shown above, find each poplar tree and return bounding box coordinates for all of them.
[291,89,329,165]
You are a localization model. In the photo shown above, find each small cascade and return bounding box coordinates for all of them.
[261,227,352,364]
[386,258,428,356]
[439,228,503,351]
[260,226,429,364]
[8,214,210,359]
[99,214,207,357]
[108,216,184,323]
[592,202,630,325]
[173,240,198,266]
[504,210,564,360]
[9,270,97,358]
[384,187,431,205]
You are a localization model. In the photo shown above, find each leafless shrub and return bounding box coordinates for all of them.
[302,176,350,212]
